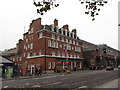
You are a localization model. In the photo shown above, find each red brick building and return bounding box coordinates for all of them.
[10,18,84,75]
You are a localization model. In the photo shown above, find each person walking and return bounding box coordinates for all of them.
[38,68,42,76]
[35,68,38,76]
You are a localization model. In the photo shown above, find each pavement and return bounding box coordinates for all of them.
[94,78,119,88]
[1,70,102,81]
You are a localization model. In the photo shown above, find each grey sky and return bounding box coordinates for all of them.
[0,0,119,51]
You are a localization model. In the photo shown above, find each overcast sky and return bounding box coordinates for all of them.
[0,0,119,51]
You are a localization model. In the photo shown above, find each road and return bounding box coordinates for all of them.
[2,69,119,89]
[95,78,119,88]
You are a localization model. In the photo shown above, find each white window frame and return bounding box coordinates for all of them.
[52,41,55,48]
[73,40,75,44]
[39,33,43,39]
[30,43,33,49]
[48,40,51,47]
[69,40,72,44]
[74,62,76,67]
[27,52,30,57]
[48,62,52,69]
[33,52,36,56]
[61,28,63,35]
[39,50,42,55]
[52,62,55,69]
[26,46,28,50]
[52,51,55,56]
[62,37,64,42]
[65,30,67,36]
[52,25,54,31]
[52,34,55,39]
[57,51,60,56]
[76,42,78,45]
[19,57,21,61]
[57,36,60,41]
[24,53,26,57]
[56,42,58,48]
[66,38,68,43]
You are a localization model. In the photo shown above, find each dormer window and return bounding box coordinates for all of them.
[61,28,63,35]
[54,27,57,32]
[52,25,54,31]
[71,33,73,38]
[72,32,74,38]
[65,30,67,36]
[59,29,61,34]
[67,31,69,37]
[63,30,65,35]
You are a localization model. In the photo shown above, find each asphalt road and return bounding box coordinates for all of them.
[2,69,119,89]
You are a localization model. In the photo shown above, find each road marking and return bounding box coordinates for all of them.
[43,82,61,87]
[78,86,87,88]
[52,82,61,85]
[32,78,39,80]
[42,76,56,78]
[26,83,29,85]
[32,85,41,87]
[4,86,8,88]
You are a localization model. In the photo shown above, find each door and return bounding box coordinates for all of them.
[31,65,35,75]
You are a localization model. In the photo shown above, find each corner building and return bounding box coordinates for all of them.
[22,18,84,75]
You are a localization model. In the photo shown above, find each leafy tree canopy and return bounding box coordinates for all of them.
[33,0,109,21]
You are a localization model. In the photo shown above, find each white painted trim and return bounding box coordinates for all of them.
[26,55,84,60]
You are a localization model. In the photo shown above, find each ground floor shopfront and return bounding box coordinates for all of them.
[22,56,83,75]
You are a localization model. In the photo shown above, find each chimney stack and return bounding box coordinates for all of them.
[72,29,76,34]
[62,24,69,30]
[54,19,58,26]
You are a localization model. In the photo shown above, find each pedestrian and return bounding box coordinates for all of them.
[63,68,65,72]
[74,66,77,71]
[38,68,42,76]
[35,68,38,76]
[54,67,56,73]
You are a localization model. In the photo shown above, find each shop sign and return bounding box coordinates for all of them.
[58,62,61,63]
[66,62,69,63]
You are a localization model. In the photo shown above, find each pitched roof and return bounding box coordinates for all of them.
[0,56,13,63]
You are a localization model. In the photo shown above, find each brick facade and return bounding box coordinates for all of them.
[10,18,84,75]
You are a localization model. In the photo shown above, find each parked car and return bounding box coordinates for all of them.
[106,66,114,70]
[118,65,120,69]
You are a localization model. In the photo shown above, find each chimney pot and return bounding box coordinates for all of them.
[54,19,58,26]
[72,29,76,34]
[62,24,69,30]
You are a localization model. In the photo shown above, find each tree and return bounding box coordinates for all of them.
[33,0,109,21]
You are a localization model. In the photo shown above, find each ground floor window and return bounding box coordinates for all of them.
[52,62,55,69]
[48,62,52,69]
